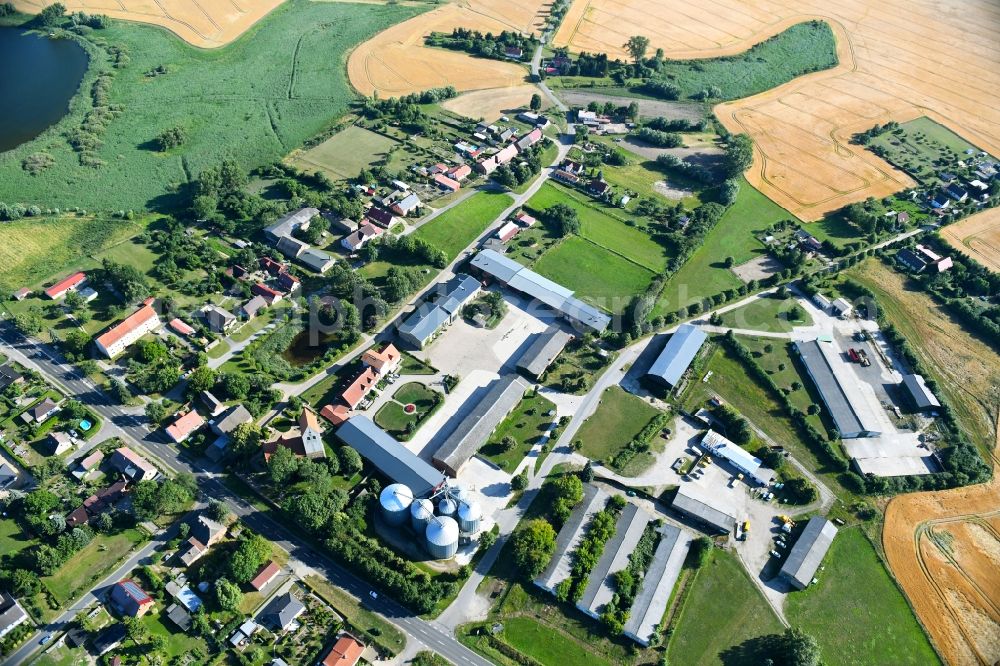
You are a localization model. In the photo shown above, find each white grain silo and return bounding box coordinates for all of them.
[380,483,413,527]
[425,516,459,559]
[410,498,434,533]
[457,499,483,534]
[437,497,457,518]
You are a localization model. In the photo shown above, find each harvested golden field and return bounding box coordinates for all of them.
[14,0,285,47]
[348,0,549,98]
[441,83,544,120]
[884,425,1000,666]
[941,208,1000,273]
[554,0,1000,220]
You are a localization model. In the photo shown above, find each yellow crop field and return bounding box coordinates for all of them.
[941,208,1000,273]
[554,0,1000,221]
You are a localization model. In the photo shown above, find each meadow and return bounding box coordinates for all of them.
[412,191,512,260]
[286,125,398,181]
[654,179,794,315]
[718,294,812,333]
[0,0,422,211]
[573,386,661,462]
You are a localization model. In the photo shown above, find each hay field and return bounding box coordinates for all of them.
[884,426,1000,666]
[554,0,1000,221]
[13,0,286,48]
[940,208,1000,273]
[442,83,544,121]
[347,0,550,98]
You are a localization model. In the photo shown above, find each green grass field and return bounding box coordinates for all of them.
[574,386,661,462]
[305,574,407,654]
[869,116,980,185]
[413,191,512,261]
[667,550,784,665]
[786,527,940,665]
[719,295,812,332]
[533,236,656,313]
[0,215,149,292]
[0,1,422,211]
[501,616,613,666]
[0,519,35,559]
[654,179,795,315]
[287,125,398,180]
[374,382,440,437]
[526,182,669,271]
[479,392,556,472]
[43,529,145,604]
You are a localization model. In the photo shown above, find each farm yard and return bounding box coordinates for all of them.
[13,0,288,47]
[940,207,1000,273]
[346,0,548,98]
[0,0,420,211]
[286,125,398,181]
[555,0,1000,220]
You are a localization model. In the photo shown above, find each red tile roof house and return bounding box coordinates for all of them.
[95,301,162,358]
[360,343,401,377]
[433,173,461,192]
[109,446,158,482]
[496,221,520,243]
[340,367,378,410]
[447,164,472,181]
[169,318,196,337]
[259,256,286,276]
[44,272,87,299]
[249,561,281,591]
[320,404,350,426]
[111,579,154,617]
[322,635,365,666]
[514,211,536,227]
[165,410,205,444]
[251,282,284,305]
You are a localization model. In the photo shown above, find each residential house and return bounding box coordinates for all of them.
[109,446,158,482]
[553,169,581,185]
[201,390,225,416]
[177,514,227,567]
[252,283,284,305]
[916,244,954,272]
[433,173,461,192]
[330,217,359,235]
[365,206,396,229]
[0,363,24,391]
[71,449,104,481]
[92,624,127,656]
[110,579,154,617]
[260,257,286,276]
[447,164,472,181]
[0,594,27,639]
[204,305,237,333]
[249,561,281,591]
[392,193,422,217]
[165,410,205,444]
[339,368,378,410]
[321,635,365,666]
[277,272,300,293]
[169,318,196,337]
[516,128,543,151]
[496,221,520,243]
[514,211,536,227]
[211,404,253,437]
[241,295,268,319]
[232,264,249,280]
[341,224,382,252]
[30,398,59,423]
[360,343,401,377]
[44,272,87,299]
[263,407,327,459]
[945,182,968,202]
[48,431,74,456]
[261,592,305,632]
[320,404,350,426]
[504,46,523,59]
[896,248,928,273]
[264,207,318,243]
[67,480,127,527]
[299,248,336,274]
[95,301,161,358]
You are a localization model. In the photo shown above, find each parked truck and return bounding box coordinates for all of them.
[848,348,861,363]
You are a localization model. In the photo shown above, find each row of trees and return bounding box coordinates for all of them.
[425,28,536,61]
[557,495,625,603]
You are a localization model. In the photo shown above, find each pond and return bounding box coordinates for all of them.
[0,27,89,153]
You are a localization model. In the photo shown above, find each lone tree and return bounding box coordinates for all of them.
[529,93,542,111]
[624,35,650,65]
[154,126,187,152]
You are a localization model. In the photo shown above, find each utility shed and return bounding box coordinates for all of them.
[432,376,528,476]
[516,326,573,379]
[793,339,880,439]
[671,484,737,534]
[646,325,708,388]
[575,503,649,619]
[336,416,445,497]
[779,516,838,590]
[700,430,774,485]
[623,524,692,646]
[534,486,607,594]
[901,374,941,410]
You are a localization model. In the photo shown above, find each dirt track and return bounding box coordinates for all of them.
[13,0,286,48]
[553,0,1000,221]
[883,424,1000,666]
[940,207,1000,273]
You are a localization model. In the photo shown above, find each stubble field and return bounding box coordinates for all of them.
[940,207,1000,273]
[14,0,286,48]
[347,0,550,98]
[554,0,1000,221]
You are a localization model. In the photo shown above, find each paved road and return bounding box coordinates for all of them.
[0,325,493,666]
[530,44,567,113]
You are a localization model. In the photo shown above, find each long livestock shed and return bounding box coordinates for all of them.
[431,375,528,476]
[469,249,611,333]
[534,485,608,594]
[623,524,692,646]
[778,516,838,590]
[793,339,881,439]
[516,325,573,379]
[671,484,737,534]
[645,324,708,388]
[576,503,650,619]
[336,416,445,497]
